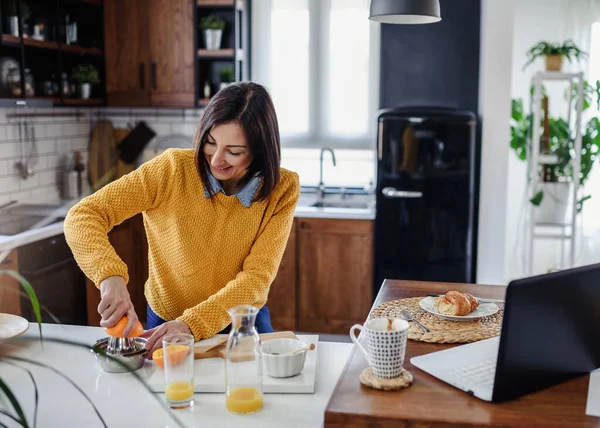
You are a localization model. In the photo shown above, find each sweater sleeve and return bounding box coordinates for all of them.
[63,150,175,287]
[178,172,300,340]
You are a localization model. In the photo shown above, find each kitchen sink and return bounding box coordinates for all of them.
[311,201,371,210]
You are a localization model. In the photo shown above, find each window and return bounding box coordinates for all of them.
[251,0,380,149]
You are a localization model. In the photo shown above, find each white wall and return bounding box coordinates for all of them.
[476,0,516,285]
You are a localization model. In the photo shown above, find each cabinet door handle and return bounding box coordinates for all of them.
[381,187,423,199]
[139,63,145,89]
[151,63,157,90]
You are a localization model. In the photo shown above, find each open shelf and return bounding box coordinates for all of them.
[197,0,234,6]
[198,48,235,58]
[2,34,103,55]
[62,98,104,106]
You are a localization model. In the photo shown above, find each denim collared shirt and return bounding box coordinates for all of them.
[203,172,262,208]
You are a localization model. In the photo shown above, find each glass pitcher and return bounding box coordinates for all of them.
[225,305,263,414]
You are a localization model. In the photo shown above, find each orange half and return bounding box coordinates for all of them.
[152,345,189,368]
[104,316,144,338]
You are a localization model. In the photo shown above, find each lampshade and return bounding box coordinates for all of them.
[369,0,441,24]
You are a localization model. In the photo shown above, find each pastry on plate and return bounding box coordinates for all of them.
[434,290,479,316]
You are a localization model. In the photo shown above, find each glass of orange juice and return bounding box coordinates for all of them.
[162,333,195,409]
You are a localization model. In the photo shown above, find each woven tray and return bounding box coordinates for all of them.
[370,297,503,344]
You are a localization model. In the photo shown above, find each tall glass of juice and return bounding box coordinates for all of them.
[162,333,195,409]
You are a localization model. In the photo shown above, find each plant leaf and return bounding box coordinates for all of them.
[0,286,62,325]
[530,191,544,206]
[0,377,29,428]
[0,409,26,427]
[577,195,592,212]
[3,357,107,428]
[1,362,38,428]
[3,336,187,428]
[0,270,42,341]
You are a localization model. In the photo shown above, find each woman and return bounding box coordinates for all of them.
[64,82,300,355]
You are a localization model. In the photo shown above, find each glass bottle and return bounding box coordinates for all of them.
[225,305,263,414]
[24,69,34,96]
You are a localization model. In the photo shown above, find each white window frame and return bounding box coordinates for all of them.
[251,0,380,150]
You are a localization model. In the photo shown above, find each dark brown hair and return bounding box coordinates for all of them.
[194,82,281,202]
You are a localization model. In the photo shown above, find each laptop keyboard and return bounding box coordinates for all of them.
[448,358,497,389]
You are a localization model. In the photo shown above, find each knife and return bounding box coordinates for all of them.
[426,294,505,304]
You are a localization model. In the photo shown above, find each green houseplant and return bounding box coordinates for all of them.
[200,14,225,50]
[0,269,186,428]
[524,40,588,72]
[510,79,600,213]
[70,64,100,100]
[219,67,234,90]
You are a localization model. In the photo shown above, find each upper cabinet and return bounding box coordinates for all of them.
[104,0,150,106]
[147,0,195,107]
[104,0,194,107]
[104,0,250,108]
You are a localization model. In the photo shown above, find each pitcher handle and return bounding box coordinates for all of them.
[349,324,371,366]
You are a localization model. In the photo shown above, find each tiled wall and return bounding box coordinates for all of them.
[0,107,91,207]
[0,106,375,211]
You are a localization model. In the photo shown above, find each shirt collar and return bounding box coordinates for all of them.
[203,171,262,208]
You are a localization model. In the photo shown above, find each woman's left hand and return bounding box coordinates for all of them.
[140,320,193,358]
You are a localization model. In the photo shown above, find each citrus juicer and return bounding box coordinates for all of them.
[91,320,148,373]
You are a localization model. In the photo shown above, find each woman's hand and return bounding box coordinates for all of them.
[98,276,139,337]
[140,320,193,358]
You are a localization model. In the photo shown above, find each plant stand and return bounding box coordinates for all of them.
[525,71,584,275]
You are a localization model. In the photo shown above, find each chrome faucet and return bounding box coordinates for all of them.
[317,147,336,199]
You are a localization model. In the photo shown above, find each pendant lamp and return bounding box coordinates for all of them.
[369,0,442,24]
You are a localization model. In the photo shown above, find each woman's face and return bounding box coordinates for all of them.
[203,122,253,186]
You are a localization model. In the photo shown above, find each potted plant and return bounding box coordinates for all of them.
[510,80,600,222]
[200,14,225,50]
[70,64,100,99]
[219,67,235,90]
[524,40,588,72]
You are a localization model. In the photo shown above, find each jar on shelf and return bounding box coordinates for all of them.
[8,68,21,97]
[225,305,263,414]
[24,69,34,96]
[60,73,71,97]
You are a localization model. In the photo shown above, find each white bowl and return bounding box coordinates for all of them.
[261,338,308,378]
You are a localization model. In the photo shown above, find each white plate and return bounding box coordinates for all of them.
[419,297,499,322]
[0,313,29,341]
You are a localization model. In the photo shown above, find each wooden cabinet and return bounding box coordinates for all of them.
[0,249,20,316]
[86,214,149,326]
[297,218,373,334]
[267,219,298,331]
[104,0,194,107]
[148,0,195,107]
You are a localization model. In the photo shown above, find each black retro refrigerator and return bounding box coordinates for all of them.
[373,107,479,295]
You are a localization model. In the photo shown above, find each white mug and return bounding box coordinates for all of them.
[350,317,409,378]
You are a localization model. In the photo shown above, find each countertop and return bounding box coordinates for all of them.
[0,193,375,254]
[1,323,353,428]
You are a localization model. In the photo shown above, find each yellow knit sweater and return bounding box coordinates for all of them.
[64,148,300,340]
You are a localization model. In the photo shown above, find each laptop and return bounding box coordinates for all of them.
[410,263,600,402]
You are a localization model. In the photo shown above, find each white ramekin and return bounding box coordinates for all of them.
[261,338,308,378]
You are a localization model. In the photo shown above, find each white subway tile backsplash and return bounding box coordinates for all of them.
[150,123,171,136]
[0,175,22,194]
[69,138,89,152]
[35,140,56,155]
[0,142,20,158]
[45,123,64,138]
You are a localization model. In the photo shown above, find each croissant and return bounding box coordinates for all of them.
[434,291,479,316]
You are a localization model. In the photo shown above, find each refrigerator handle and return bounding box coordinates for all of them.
[382,187,423,199]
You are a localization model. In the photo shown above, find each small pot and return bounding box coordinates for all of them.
[204,29,222,50]
[262,338,308,378]
[545,55,563,72]
[79,82,91,99]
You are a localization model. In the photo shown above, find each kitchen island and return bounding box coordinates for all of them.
[0,323,352,427]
